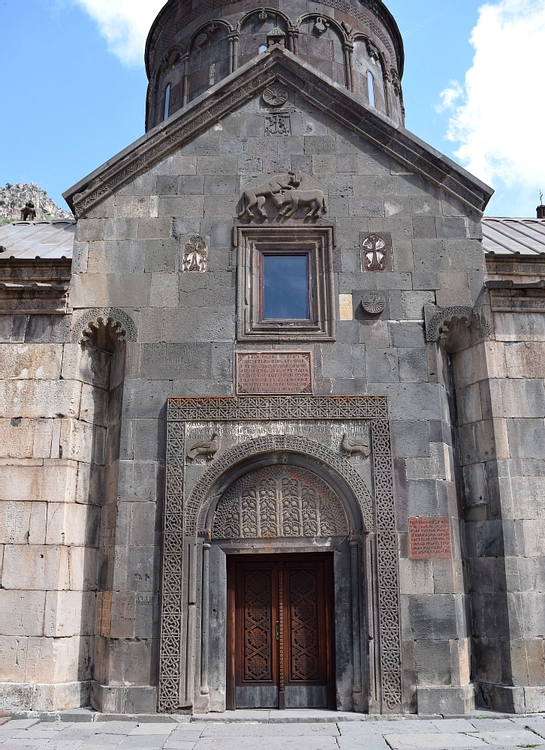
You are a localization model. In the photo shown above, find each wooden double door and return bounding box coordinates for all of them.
[227,554,335,710]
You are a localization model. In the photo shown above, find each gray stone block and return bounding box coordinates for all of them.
[122,380,172,419]
[399,348,429,382]
[179,175,205,195]
[366,349,400,383]
[118,461,159,503]
[140,344,212,380]
[392,421,431,458]
[414,639,451,685]
[417,685,476,715]
[507,418,545,459]
[389,322,426,348]
[155,175,179,195]
[408,594,462,639]
[413,272,440,291]
[413,240,449,272]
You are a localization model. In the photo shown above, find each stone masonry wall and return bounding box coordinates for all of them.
[455,303,545,714]
[68,87,486,713]
[0,317,106,711]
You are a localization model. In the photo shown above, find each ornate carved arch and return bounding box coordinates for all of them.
[187,435,375,536]
[71,307,137,348]
[188,18,235,53]
[425,305,491,344]
[212,464,350,540]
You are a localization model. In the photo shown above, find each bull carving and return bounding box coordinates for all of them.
[239,172,302,220]
[272,188,328,219]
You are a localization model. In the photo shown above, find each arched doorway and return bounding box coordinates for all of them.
[195,452,369,714]
[159,398,404,715]
[213,464,348,709]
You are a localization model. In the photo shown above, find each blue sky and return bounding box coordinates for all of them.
[1,0,543,216]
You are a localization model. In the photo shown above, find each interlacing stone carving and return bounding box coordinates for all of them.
[212,465,349,539]
[243,569,273,681]
[425,306,491,343]
[159,396,403,714]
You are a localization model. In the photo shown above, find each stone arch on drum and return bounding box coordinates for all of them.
[212,464,349,540]
[187,434,375,535]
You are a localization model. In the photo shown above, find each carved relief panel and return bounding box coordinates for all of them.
[212,465,349,539]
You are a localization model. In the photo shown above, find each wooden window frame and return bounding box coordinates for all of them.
[236,225,336,342]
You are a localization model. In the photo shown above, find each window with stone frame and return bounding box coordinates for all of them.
[236,225,335,341]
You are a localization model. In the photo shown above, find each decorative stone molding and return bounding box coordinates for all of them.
[425,306,491,343]
[71,308,137,345]
[159,396,403,714]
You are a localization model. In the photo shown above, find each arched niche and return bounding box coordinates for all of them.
[188,21,232,102]
[159,401,404,716]
[238,10,290,66]
[353,37,387,114]
[297,14,348,88]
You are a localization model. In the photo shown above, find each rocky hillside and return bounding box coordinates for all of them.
[0,183,73,225]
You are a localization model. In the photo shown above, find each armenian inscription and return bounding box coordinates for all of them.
[409,516,452,559]
[236,352,313,394]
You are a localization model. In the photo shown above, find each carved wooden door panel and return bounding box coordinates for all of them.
[227,554,334,710]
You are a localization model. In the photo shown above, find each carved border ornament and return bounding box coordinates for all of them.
[160,396,403,714]
[71,307,137,344]
[425,305,491,343]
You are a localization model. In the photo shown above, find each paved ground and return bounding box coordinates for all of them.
[2,711,545,750]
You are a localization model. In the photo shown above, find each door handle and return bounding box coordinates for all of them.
[276,621,280,641]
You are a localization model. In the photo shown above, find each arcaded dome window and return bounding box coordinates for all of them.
[163,84,171,121]
[262,253,310,320]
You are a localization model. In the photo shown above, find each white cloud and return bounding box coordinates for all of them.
[73,0,167,66]
[436,81,463,114]
[439,0,545,215]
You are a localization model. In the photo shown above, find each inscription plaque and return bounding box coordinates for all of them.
[236,352,313,395]
[409,516,452,559]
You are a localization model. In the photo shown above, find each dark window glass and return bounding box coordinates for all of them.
[263,254,309,319]
[163,84,171,121]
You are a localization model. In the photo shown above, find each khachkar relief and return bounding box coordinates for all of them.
[238,172,328,221]
[183,236,208,272]
[160,396,403,714]
[212,465,349,539]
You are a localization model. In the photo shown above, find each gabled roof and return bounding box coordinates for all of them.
[0,221,75,259]
[482,217,545,256]
[64,47,493,218]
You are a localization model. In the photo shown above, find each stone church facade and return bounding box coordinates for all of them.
[2,0,545,717]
